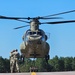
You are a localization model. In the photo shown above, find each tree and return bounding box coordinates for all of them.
[52,56,60,71]
[58,57,65,71]
[64,57,73,71]
[49,56,65,71]
[3,58,10,72]
[20,58,32,72]
[0,56,5,72]
[72,57,75,70]
[35,58,45,71]
[0,57,10,72]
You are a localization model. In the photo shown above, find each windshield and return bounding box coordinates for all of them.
[26,31,43,36]
[24,30,45,41]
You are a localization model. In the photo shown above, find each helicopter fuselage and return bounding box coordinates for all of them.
[20,29,50,58]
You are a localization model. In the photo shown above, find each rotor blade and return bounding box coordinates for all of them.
[38,17,63,19]
[0,15,30,23]
[41,20,75,24]
[14,25,29,29]
[15,19,30,23]
[0,15,63,20]
[42,10,75,17]
[0,15,30,19]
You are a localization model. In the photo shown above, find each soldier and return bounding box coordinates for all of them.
[10,50,14,73]
[10,49,20,73]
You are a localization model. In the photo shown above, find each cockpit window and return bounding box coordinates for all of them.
[37,32,42,35]
[26,31,42,35]
[24,30,45,42]
[27,31,32,35]
[30,32,32,35]
[33,32,36,35]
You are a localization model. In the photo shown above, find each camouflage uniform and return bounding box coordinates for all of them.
[10,51,14,73]
[10,50,20,73]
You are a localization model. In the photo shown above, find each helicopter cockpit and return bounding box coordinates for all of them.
[23,29,45,42]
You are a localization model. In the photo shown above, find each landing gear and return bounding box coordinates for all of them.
[45,55,50,64]
[44,55,50,71]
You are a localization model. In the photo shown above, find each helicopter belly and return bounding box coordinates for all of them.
[20,41,50,58]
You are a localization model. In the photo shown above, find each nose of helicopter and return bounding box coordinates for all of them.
[28,35,42,40]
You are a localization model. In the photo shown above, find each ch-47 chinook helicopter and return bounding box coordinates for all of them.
[0,10,75,63]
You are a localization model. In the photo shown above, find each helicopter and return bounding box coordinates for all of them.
[20,18,50,62]
[0,10,75,63]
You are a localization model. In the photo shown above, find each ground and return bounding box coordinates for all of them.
[0,71,75,75]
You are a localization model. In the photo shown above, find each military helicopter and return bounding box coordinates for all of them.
[0,10,75,63]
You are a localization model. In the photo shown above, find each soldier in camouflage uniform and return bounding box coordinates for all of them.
[10,49,20,73]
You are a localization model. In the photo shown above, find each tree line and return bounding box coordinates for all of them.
[0,55,75,72]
